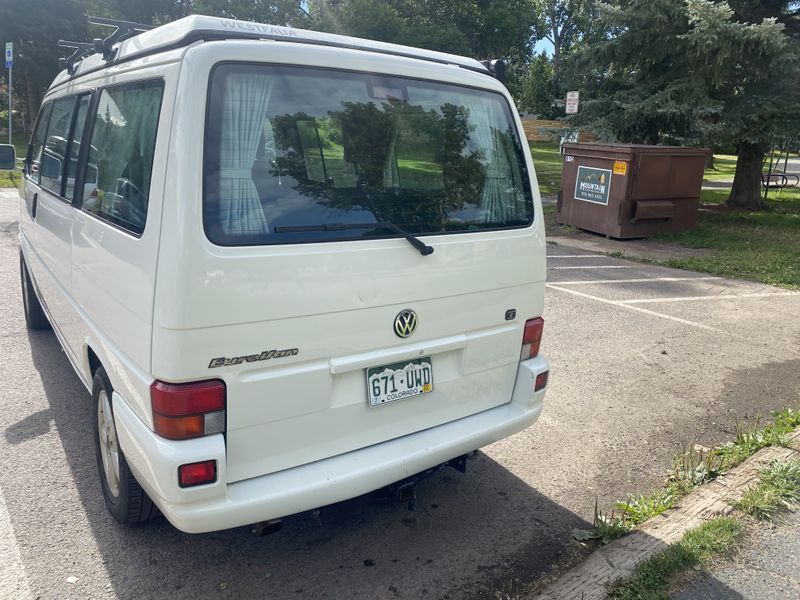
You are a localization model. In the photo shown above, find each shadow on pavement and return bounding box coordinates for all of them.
[12,326,587,600]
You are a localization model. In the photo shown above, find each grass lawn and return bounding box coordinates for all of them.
[529,142,562,195]
[531,142,800,288]
[703,153,737,182]
[0,131,28,188]
[655,186,800,288]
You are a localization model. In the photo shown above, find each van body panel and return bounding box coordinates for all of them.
[153,41,546,483]
[114,354,549,533]
[21,21,548,532]
[22,58,181,424]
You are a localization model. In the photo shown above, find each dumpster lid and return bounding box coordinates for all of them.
[561,142,710,159]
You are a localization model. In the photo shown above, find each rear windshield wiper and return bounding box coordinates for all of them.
[274,222,434,256]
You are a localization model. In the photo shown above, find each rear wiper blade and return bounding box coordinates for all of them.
[274,222,434,256]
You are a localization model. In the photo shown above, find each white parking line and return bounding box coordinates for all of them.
[553,276,723,286]
[548,265,631,270]
[546,255,613,259]
[546,284,720,331]
[0,483,33,600]
[618,292,800,304]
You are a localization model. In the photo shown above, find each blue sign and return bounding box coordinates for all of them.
[4,42,12,68]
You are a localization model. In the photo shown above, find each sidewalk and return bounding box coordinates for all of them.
[672,511,800,599]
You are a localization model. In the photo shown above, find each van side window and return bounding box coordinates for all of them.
[26,103,53,181]
[64,95,92,203]
[83,80,164,235]
[40,97,77,196]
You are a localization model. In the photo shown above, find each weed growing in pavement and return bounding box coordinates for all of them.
[615,489,675,526]
[734,459,800,520]
[577,409,800,544]
[573,501,632,545]
[715,419,788,467]
[670,445,726,491]
[607,517,743,599]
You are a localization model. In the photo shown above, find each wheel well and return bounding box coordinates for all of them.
[87,347,101,378]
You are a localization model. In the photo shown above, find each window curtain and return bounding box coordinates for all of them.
[218,73,274,235]
[123,85,163,220]
[463,98,515,223]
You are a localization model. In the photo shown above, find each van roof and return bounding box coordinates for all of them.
[51,15,492,90]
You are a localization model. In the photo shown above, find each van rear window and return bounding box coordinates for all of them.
[203,64,533,246]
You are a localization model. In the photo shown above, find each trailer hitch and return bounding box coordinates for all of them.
[375,452,473,511]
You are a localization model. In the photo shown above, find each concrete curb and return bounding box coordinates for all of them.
[547,235,710,261]
[529,430,800,600]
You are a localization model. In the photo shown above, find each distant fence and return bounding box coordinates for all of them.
[520,118,597,143]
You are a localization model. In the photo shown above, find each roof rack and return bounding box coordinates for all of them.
[88,16,153,61]
[58,16,152,75]
[58,40,95,75]
[52,15,497,91]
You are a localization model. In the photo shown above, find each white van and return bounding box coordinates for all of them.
[2,15,549,533]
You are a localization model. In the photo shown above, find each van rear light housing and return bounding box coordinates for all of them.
[179,460,217,487]
[535,371,549,391]
[151,379,225,440]
[521,317,544,360]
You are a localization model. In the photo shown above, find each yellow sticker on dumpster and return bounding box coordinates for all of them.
[613,161,628,175]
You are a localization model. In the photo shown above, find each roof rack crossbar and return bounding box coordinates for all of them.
[58,40,96,75]
[89,16,153,61]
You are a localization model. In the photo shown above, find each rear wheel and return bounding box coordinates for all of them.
[92,367,158,524]
[19,252,49,330]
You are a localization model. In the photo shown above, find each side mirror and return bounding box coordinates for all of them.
[0,144,16,171]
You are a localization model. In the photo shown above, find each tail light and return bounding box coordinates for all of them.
[535,371,549,391]
[151,379,225,440]
[521,317,544,360]
[179,460,217,487]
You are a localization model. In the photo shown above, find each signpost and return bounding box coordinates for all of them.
[566,90,579,115]
[4,42,11,144]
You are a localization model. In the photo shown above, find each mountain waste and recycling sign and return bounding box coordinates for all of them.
[574,166,611,205]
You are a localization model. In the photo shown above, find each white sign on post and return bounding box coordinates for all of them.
[4,42,11,68]
[566,91,579,115]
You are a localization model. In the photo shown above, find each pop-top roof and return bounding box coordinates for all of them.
[51,15,491,89]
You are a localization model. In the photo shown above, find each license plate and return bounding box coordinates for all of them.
[367,357,433,407]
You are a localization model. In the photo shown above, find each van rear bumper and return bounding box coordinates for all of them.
[113,355,549,533]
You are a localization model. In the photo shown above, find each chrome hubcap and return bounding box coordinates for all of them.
[97,390,120,497]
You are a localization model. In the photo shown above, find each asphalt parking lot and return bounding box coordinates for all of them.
[2,188,800,600]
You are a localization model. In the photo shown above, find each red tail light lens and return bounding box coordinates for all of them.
[151,380,225,440]
[521,317,544,360]
[179,460,217,487]
[535,371,549,391]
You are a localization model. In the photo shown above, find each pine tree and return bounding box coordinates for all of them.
[568,0,800,210]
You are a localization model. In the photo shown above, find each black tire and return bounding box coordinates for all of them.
[19,252,49,330]
[92,367,159,524]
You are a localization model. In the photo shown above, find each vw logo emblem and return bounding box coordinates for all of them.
[393,309,418,338]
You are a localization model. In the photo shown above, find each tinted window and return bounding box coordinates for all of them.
[26,103,52,181]
[40,97,77,196]
[204,65,533,246]
[64,94,92,203]
[83,80,164,235]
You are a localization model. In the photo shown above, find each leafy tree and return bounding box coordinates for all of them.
[307,0,537,62]
[532,0,601,74]
[568,0,800,209]
[511,1,603,119]
[0,0,88,131]
[83,0,309,26]
[513,52,559,118]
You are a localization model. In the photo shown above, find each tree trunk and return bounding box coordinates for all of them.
[727,141,766,210]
